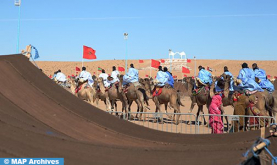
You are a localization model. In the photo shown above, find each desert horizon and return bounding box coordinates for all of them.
[36,58,277,79]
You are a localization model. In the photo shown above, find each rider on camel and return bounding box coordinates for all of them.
[54,69,67,85]
[252,63,274,92]
[164,67,174,88]
[196,65,212,88]
[155,66,169,87]
[237,62,263,93]
[123,64,139,86]
[110,66,120,84]
[99,69,110,88]
[79,67,94,87]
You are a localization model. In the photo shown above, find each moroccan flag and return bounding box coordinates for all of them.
[160,59,165,63]
[118,66,125,72]
[83,45,96,59]
[76,67,80,71]
[71,74,75,77]
[151,59,160,69]
[182,66,190,73]
[184,74,187,77]
[97,67,102,72]
[145,75,149,77]
[267,75,271,78]
[173,75,177,78]
[49,75,52,78]
[187,59,191,63]
[139,60,144,63]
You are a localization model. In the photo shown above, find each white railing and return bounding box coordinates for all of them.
[196,114,276,134]
[105,111,276,134]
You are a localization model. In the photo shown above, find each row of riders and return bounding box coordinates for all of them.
[52,62,276,131]
[190,62,276,133]
[53,64,183,124]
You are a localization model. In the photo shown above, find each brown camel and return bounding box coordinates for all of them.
[121,77,150,121]
[107,78,128,116]
[231,76,276,118]
[232,95,249,132]
[69,77,95,106]
[149,79,184,125]
[93,77,112,111]
[140,78,177,120]
[186,77,211,125]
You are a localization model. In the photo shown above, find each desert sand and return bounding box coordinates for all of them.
[36,59,277,79]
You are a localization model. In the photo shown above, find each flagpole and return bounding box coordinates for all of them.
[124,33,128,74]
[194,56,196,77]
[16,0,21,53]
[150,60,152,78]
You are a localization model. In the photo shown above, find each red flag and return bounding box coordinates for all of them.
[67,75,70,78]
[151,59,160,69]
[187,59,191,63]
[145,74,149,77]
[71,74,75,77]
[184,74,187,77]
[160,59,165,63]
[118,66,125,72]
[267,75,271,78]
[76,67,80,71]
[192,76,195,79]
[139,60,144,63]
[49,75,52,78]
[274,76,277,79]
[83,45,96,59]
[173,75,177,78]
[182,66,190,73]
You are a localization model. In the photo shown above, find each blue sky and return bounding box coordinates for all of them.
[0,0,276,61]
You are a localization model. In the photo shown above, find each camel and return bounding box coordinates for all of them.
[146,79,184,125]
[93,77,112,111]
[232,94,269,132]
[186,77,211,125]
[227,75,277,118]
[107,78,128,116]
[140,78,173,119]
[120,77,150,121]
[69,77,95,106]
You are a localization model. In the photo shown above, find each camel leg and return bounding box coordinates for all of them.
[135,99,143,121]
[200,106,207,126]
[165,104,173,120]
[105,98,111,111]
[188,96,197,113]
[128,100,134,119]
[153,97,163,124]
[195,106,201,125]
[96,97,99,108]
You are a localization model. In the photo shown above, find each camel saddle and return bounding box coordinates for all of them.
[75,84,83,93]
[153,86,163,97]
[192,86,209,96]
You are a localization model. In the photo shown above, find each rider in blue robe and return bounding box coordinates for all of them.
[123,64,139,85]
[155,66,169,87]
[164,67,174,88]
[223,66,234,91]
[197,66,213,85]
[237,63,263,92]
[252,63,274,92]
